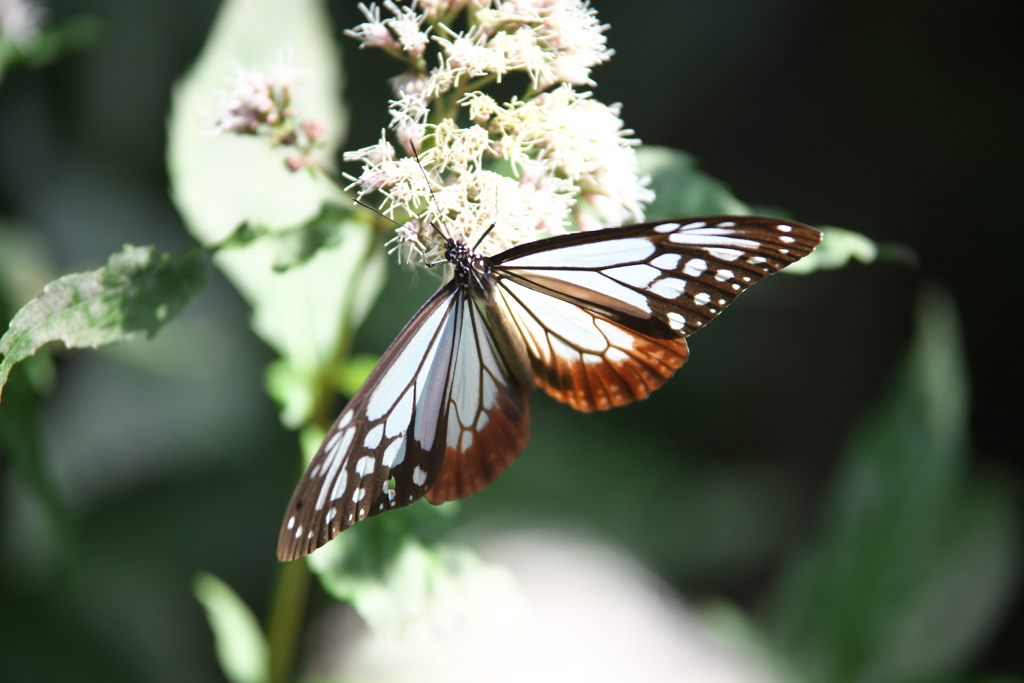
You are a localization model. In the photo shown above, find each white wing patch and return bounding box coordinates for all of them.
[276,286,463,561]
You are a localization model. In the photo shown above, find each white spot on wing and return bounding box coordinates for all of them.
[413,466,427,487]
[778,224,793,232]
[355,455,376,477]
[385,389,414,438]
[683,259,707,277]
[651,253,681,271]
[714,269,734,282]
[352,487,366,503]
[327,469,349,504]
[654,222,680,233]
[667,312,686,331]
[382,438,405,468]
[363,424,383,449]
[287,516,295,530]
[708,248,744,262]
[694,292,712,306]
[651,277,687,299]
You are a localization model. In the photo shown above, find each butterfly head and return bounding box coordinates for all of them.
[444,235,491,290]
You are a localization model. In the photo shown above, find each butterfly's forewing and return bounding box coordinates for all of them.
[277,284,460,561]
[491,217,822,412]
[276,283,531,561]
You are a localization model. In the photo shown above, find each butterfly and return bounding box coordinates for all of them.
[277,215,822,560]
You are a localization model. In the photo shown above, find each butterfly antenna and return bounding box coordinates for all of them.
[353,197,402,229]
[409,143,451,245]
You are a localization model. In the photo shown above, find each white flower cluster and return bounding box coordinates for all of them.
[344,0,652,259]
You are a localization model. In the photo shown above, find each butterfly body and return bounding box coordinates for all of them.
[277,216,821,561]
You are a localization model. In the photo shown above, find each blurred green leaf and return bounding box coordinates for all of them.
[0,225,57,312]
[766,287,1016,683]
[308,504,520,635]
[333,352,379,398]
[218,203,363,272]
[194,572,270,683]
[0,16,101,83]
[861,476,1020,682]
[0,359,75,576]
[0,244,209,401]
[784,227,880,274]
[167,0,380,390]
[639,147,883,276]
[638,146,752,218]
[265,203,360,272]
[264,357,315,430]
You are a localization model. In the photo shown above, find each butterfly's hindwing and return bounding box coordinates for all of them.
[425,297,531,503]
[490,276,689,411]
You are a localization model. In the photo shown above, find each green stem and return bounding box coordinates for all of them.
[266,558,311,683]
[263,220,386,683]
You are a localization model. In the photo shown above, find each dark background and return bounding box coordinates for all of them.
[1,1,1020,680]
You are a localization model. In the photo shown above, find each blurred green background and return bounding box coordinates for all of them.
[1,1,1021,681]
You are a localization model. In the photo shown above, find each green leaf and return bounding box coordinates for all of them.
[860,477,1020,682]
[785,227,881,275]
[638,146,752,219]
[0,244,208,401]
[308,505,520,635]
[333,353,379,398]
[768,287,977,682]
[264,203,361,272]
[0,358,76,576]
[167,0,371,371]
[638,146,886,276]
[194,572,270,683]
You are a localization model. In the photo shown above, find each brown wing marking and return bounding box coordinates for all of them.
[426,299,531,503]
[494,279,689,412]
